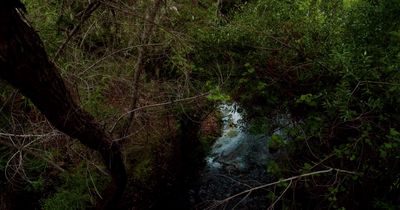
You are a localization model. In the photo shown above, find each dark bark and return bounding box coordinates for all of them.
[0,6,126,210]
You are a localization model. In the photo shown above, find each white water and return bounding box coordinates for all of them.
[191,103,283,209]
[206,103,268,171]
[190,104,293,208]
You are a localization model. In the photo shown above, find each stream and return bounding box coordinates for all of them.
[189,103,272,209]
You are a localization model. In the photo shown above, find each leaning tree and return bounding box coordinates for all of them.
[0,2,126,209]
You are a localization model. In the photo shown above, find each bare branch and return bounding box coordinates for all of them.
[53,1,102,60]
[267,180,292,210]
[0,131,60,138]
[119,0,165,138]
[0,138,66,174]
[110,93,208,133]
[79,43,165,76]
[208,168,357,209]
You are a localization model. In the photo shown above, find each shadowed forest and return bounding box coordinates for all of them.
[0,0,399,209]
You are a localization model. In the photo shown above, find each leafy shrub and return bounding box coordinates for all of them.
[42,165,107,210]
[186,0,400,208]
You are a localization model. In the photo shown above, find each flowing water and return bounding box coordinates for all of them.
[206,103,268,171]
[190,103,272,209]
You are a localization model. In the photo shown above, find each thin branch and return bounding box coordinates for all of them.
[27,148,66,172]
[87,163,103,199]
[215,173,252,189]
[362,80,400,86]
[267,180,292,210]
[70,145,109,176]
[53,1,101,60]
[118,0,165,138]
[100,0,190,43]
[231,191,252,210]
[210,168,357,209]
[4,150,20,182]
[112,125,146,142]
[110,93,208,132]
[0,138,65,173]
[0,131,60,138]
[79,43,165,76]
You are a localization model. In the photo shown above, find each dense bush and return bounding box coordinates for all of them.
[1,0,399,209]
[187,0,400,208]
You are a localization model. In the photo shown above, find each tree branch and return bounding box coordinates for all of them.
[53,1,101,60]
[118,0,164,138]
[209,168,357,209]
[110,93,208,133]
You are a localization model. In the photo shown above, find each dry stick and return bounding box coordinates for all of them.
[118,0,167,138]
[4,150,22,182]
[215,173,252,188]
[69,145,109,176]
[267,180,292,210]
[0,131,60,138]
[230,191,252,210]
[0,138,66,172]
[86,162,103,199]
[101,0,190,44]
[112,125,146,142]
[210,168,357,209]
[110,93,208,133]
[79,43,165,76]
[53,1,101,60]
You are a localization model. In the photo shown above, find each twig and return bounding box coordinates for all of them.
[87,163,103,199]
[362,80,400,86]
[0,131,60,138]
[79,43,165,76]
[118,0,165,138]
[4,150,21,182]
[210,168,357,209]
[267,180,292,210]
[231,191,252,210]
[0,138,65,173]
[53,1,101,60]
[70,145,109,176]
[112,125,146,142]
[100,0,189,43]
[215,173,252,189]
[110,93,208,132]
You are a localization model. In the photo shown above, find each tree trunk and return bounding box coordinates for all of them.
[0,6,126,210]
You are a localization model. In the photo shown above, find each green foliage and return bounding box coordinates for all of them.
[4,0,399,208]
[247,117,270,134]
[199,135,215,153]
[296,93,318,107]
[0,145,49,193]
[206,85,231,102]
[266,160,281,176]
[29,178,45,192]
[268,134,286,152]
[42,165,106,210]
[80,76,118,119]
[133,158,153,183]
[23,153,49,191]
[185,0,400,208]
[23,0,65,55]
